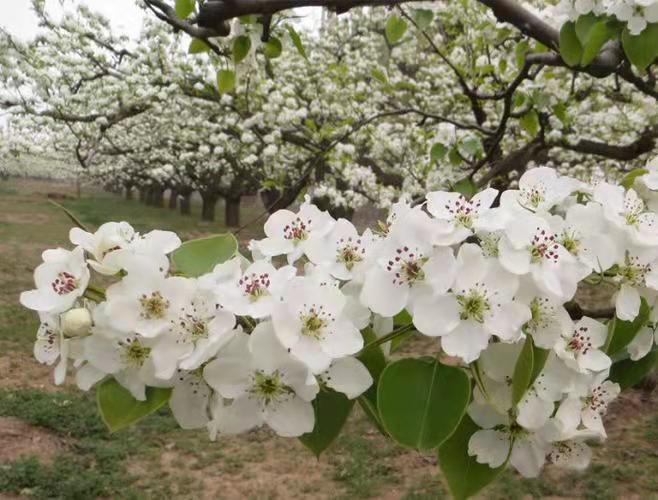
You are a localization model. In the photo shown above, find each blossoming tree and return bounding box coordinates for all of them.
[10,0,658,497]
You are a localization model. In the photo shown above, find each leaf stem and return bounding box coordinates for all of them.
[360,323,414,353]
[86,284,107,301]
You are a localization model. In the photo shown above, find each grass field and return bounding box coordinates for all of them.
[0,178,657,499]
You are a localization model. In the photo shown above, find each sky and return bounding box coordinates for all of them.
[2,0,321,40]
[2,0,146,40]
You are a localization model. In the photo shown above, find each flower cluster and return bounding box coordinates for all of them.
[556,0,658,34]
[20,164,658,482]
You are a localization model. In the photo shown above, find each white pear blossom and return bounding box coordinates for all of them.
[554,316,611,374]
[255,196,335,264]
[203,324,318,437]
[20,247,90,314]
[149,284,236,379]
[305,219,378,280]
[555,371,620,438]
[413,244,530,362]
[499,214,580,301]
[426,188,499,245]
[214,258,296,318]
[594,183,658,247]
[360,208,456,316]
[104,265,196,338]
[272,277,363,373]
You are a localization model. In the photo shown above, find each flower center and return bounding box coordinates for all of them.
[559,230,580,255]
[121,338,151,367]
[283,217,309,242]
[619,255,650,285]
[480,233,501,258]
[239,273,271,301]
[456,287,490,322]
[139,291,170,320]
[386,246,427,286]
[567,325,592,354]
[519,183,546,209]
[529,228,560,263]
[527,297,553,332]
[585,384,611,415]
[300,306,329,340]
[336,237,365,270]
[623,196,644,226]
[250,370,293,405]
[51,271,78,295]
[444,195,479,228]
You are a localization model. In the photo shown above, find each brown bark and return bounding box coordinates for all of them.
[225,195,241,227]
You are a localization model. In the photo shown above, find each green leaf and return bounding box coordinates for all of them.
[607,298,651,355]
[530,344,550,385]
[286,25,307,60]
[299,389,354,457]
[188,38,211,54]
[172,233,238,277]
[575,13,599,45]
[460,136,483,158]
[452,178,477,198]
[357,328,387,434]
[377,358,470,450]
[439,414,506,500]
[512,336,535,405]
[232,35,251,64]
[520,110,540,136]
[217,69,236,93]
[385,15,407,44]
[559,21,583,67]
[371,68,388,84]
[621,168,649,189]
[175,0,195,19]
[553,102,568,125]
[622,24,658,71]
[414,9,434,30]
[580,19,616,66]
[609,349,658,390]
[97,378,171,432]
[515,40,529,68]
[263,37,282,58]
[430,143,448,164]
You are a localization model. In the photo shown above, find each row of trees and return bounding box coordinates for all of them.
[1,0,657,225]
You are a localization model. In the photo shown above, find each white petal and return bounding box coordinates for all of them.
[325,357,373,399]
[170,373,211,429]
[615,284,641,321]
[265,396,315,437]
[468,429,511,468]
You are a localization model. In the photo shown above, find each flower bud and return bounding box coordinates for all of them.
[60,308,92,337]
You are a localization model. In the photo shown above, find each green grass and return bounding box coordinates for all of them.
[0,388,181,499]
[0,304,38,349]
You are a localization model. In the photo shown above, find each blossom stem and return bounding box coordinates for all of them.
[360,324,415,353]
[86,284,107,300]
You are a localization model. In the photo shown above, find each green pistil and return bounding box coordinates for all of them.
[560,232,579,255]
[301,313,325,339]
[251,370,292,405]
[457,291,489,323]
[123,341,151,367]
[455,212,473,229]
[337,246,362,270]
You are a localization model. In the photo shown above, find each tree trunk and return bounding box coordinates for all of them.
[168,190,178,210]
[260,187,300,214]
[201,192,218,221]
[153,187,165,208]
[180,192,192,215]
[139,188,147,203]
[225,195,241,227]
[125,185,133,201]
[145,188,155,205]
